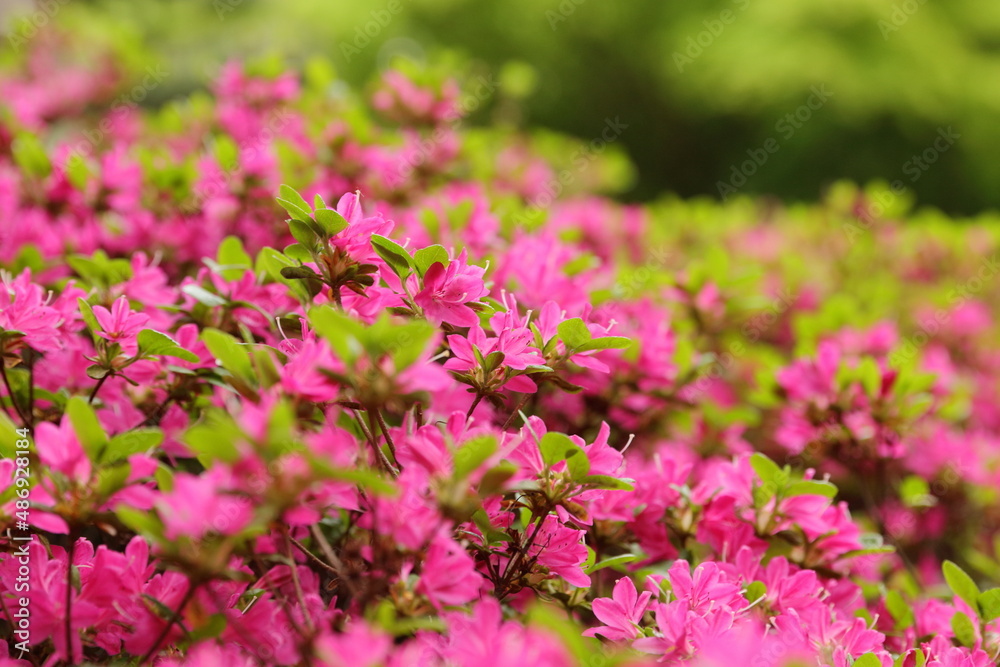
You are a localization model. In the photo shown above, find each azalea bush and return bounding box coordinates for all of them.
[1,33,1000,667]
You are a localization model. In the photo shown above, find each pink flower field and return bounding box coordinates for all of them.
[1,23,1000,667]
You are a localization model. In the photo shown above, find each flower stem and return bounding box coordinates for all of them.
[65,530,76,665]
[88,372,111,406]
[0,362,29,427]
[465,392,484,420]
[140,580,199,665]
[372,407,398,463]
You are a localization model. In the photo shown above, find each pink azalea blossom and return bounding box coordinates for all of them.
[412,250,488,327]
[583,577,652,641]
[92,296,149,355]
[154,469,252,541]
[0,269,63,351]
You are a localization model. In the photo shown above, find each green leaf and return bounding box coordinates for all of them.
[202,328,255,382]
[251,345,282,389]
[182,284,227,308]
[885,590,914,629]
[66,396,108,462]
[137,330,199,362]
[857,357,882,397]
[277,184,312,221]
[257,247,311,302]
[745,580,767,603]
[95,463,131,497]
[284,243,313,263]
[314,208,349,236]
[524,602,594,664]
[584,554,638,574]
[65,153,92,191]
[117,506,162,537]
[838,546,896,559]
[77,298,101,334]
[454,435,497,480]
[950,611,976,647]
[539,432,575,468]
[308,306,365,364]
[478,460,517,496]
[388,319,437,371]
[750,452,782,484]
[483,351,506,373]
[371,234,413,279]
[68,251,132,287]
[943,560,980,615]
[12,133,51,179]
[557,318,592,351]
[853,654,881,667]
[281,265,321,281]
[183,415,242,465]
[580,475,634,491]
[306,455,396,496]
[978,588,1000,622]
[101,429,163,464]
[189,613,228,642]
[287,218,319,246]
[413,245,450,276]
[785,480,838,498]
[0,412,22,459]
[154,463,174,493]
[899,475,935,508]
[565,445,590,480]
[573,336,632,353]
[216,236,252,281]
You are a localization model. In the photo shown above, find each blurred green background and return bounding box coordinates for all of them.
[3,0,999,214]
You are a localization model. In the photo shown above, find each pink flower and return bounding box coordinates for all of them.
[633,600,693,660]
[158,642,260,667]
[416,536,483,608]
[315,624,392,667]
[36,417,91,483]
[92,296,149,355]
[412,250,488,327]
[583,577,652,641]
[667,560,745,616]
[331,191,394,263]
[444,318,546,394]
[0,269,63,351]
[528,516,590,587]
[280,338,342,402]
[440,599,573,667]
[154,470,252,541]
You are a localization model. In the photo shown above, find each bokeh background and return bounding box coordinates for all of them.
[3,0,998,214]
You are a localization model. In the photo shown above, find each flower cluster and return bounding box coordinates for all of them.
[0,33,999,667]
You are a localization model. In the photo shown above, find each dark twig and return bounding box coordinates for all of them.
[140,580,199,664]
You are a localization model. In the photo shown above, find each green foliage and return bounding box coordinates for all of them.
[943,560,980,614]
[137,330,199,362]
[46,0,1000,212]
